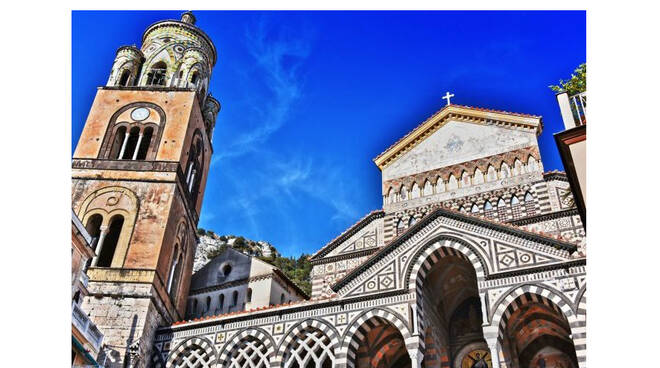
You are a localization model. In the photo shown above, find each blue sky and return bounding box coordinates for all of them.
[72,10,585,257]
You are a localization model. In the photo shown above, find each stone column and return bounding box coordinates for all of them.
[131,132,144,160]
[91,225,109,267]
[487,339,501,368]
[118,132,131,159]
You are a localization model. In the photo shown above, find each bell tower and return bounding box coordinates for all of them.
[72,12,220,368]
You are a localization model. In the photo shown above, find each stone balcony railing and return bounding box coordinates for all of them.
[72,301,104,353]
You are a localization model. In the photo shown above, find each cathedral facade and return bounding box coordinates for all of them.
[72,13,586,368]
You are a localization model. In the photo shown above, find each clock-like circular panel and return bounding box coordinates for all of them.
[131,107,150,121]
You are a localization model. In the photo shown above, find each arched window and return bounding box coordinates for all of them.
[146,61,167,86]
[461,171,471,187]
[232,290,239,307]
[527,156,539,171]
[448,174,458,190]
[167,246,184,302]
[399,186,407,201]
[85,214,103,239]
[95,215,124,267]
[118,127,140,160]
[436,176,445,193]
[134,126,153,160]
[484,200,496,219]
[458,205,467,213]
[185,136,205,205]
[497,197,507,220]
[409,216,417,227]
[513,159,524,176]
[487,165,497,182]
[190,70,199,86]
[205,296,211,314]
[411,182,420,199]
[118,69,131,86]
[500,163,511,178]
[223,264,232,277]
[473,168,484,184]
[280,293,285,304]
[396,218,405,236]
[387,187,395,204]
[511,195,523,219]
[110,126,127,159]
[246,288,252,303]
[471,203,480,213]
[524,191,535,216]
[218,294,225,311]
[423,179,433,196]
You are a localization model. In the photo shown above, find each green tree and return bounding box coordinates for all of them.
[549,63,586,95]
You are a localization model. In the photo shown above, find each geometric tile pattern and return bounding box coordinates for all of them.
[165,336,217,368]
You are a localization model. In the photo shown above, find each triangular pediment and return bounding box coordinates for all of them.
[374,104,542,177]
[332,208,578,298]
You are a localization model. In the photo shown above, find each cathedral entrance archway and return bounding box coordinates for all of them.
[496,292,578,368]
[411,242,489,368]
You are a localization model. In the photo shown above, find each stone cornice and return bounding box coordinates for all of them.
[507,208,579,226]
[374,104,543,170]
[310,210,384,261]
[310,248,379,265]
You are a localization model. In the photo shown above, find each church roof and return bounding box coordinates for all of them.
[373,104,543,170]
[331,206,578,292]
[172,294,334,327]
[309,210,384,261]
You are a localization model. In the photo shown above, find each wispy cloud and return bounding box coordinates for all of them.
[213,17,312,163]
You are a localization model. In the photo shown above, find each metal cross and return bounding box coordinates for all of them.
[442,91,455,106]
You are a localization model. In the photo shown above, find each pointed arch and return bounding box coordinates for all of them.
[460,170,471,187]
[511,194,523,219]
[470,203,480,213]
[486,164,498,182]
[473,167,484,184]
[436,176,445,193]
[497,197,508,220]
[500,162,511,178]
[447,174,458,190]
[513,158,525,176]
[423,179,433,196]
[386,187,395,204]
[399,185,408,201]
[411,182,421,199]
[527,156,540,172]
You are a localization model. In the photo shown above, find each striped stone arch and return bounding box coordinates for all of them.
[575,285,587,317]
[489,284,586,367]
[338,307,416,368]
[403,235,489,362]
[274,318,340,368]
[405,235,488,292]
[217,327,276,368]
[166,336,217,368]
